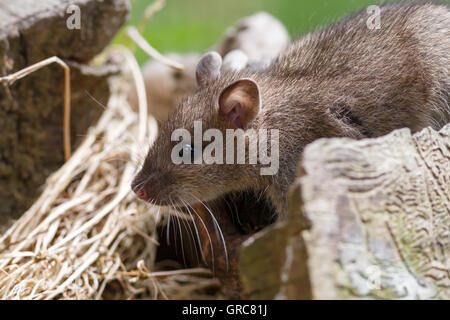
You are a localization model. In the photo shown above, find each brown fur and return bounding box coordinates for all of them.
[132,1,450,219]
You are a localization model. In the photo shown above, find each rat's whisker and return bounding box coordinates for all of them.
[168,197,179,254]
[166,211,171,246]
[172,201,190,267]
[175,209,187,267]
[177,204,200,266]
[180,198,203,266]
[132,173,155,194]
[191,194,228,272]
[224,194,243,227]
[184,195,215,272]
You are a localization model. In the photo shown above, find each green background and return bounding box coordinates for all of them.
[120,0,396,64]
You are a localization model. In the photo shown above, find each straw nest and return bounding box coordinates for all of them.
[0,48,221,300]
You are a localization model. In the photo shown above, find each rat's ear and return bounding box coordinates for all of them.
[218,78,261,130]
[196,51,222,87]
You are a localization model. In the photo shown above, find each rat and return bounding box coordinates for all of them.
[127,12,289,123]
[132,1,450,220]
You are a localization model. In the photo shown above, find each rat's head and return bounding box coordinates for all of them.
[131,52,264,207]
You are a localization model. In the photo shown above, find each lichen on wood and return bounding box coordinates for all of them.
[300,123,450,299]
[239,123,449,299]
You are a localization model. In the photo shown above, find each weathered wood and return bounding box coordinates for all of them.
[239,123,450,299]
[0,0,129,232]
[300,123,450,299]
[239,183,312,299]
[0,0,129,64]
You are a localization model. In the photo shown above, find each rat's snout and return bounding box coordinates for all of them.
[135,188,148,201]
[131,175,148,200]
[131,169,172,205]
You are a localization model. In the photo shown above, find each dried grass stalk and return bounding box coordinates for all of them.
[126,26,184,71]
[0,48,219,300]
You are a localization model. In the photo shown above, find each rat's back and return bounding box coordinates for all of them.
[269,1,450,134]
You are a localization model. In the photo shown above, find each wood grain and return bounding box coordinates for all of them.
[300,123,450,299]
[238,123,449,299]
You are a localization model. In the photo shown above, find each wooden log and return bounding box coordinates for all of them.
[0,0,129,64]
[239,183,312,299]
[239,123,450,299]
[301,123,450,299]
[0,0,129,232]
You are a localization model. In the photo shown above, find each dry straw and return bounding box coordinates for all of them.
[0,47,220,300]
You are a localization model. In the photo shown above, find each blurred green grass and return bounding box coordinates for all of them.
[117,0,394,64]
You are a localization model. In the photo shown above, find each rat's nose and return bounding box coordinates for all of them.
[131,169,172,204]
[131,176,150,201]
[135,188,148,201]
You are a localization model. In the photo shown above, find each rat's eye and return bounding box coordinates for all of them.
[179,144,195,162]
